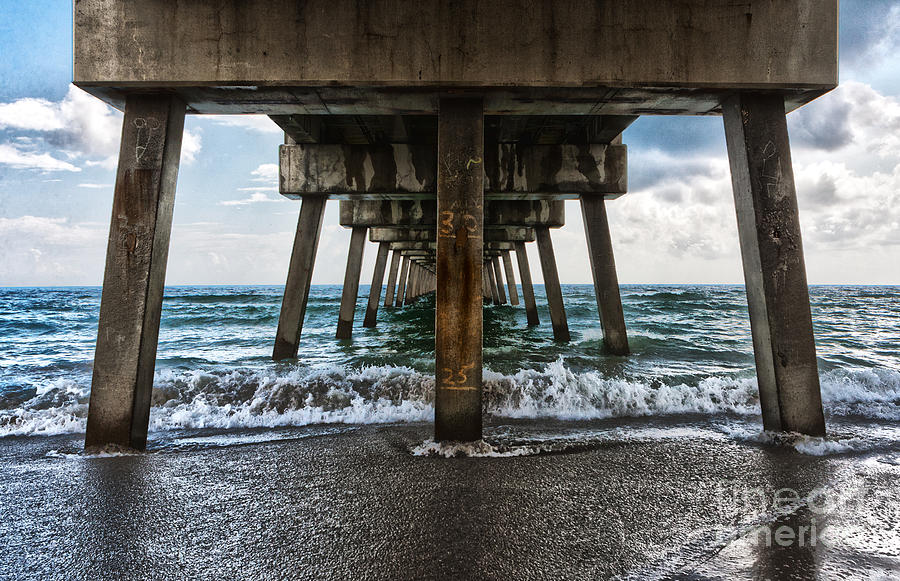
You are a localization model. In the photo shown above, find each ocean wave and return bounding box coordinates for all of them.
[1,360,899,438]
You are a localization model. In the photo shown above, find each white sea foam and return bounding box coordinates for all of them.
[1,359,899,439]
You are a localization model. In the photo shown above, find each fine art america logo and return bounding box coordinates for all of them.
[710,483,889,549]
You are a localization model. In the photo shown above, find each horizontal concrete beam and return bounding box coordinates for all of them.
[390,241,517,252]
[280,143,626,199]
[75,1,837,92]
[370,227,535,243]
[339,200,564,228]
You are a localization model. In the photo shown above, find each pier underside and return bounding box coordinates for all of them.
[78,0,836,448]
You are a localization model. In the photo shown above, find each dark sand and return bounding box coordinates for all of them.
[1,418,898,580]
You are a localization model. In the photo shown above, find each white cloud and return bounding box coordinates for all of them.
[0,216,106,285]
[0,143,81,172]
[218,192,286,206]
[0,85,202,171]
[77,183,111,189]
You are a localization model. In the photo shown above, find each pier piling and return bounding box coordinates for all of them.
[515,242,540,326]
[502,250,520,306]
[536,226,570,342]
[336,226,366,339]
[384,250,401,307]
[723,93,826,436]
[363,242,390,327]
[85,94,186,451]
[434,97,484,442]
[581,196,630,355]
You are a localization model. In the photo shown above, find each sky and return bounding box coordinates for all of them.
[0,1,898,286]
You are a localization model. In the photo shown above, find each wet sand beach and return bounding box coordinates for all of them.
[2,416,898,580]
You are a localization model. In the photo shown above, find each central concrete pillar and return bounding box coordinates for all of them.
[435,97,483,442]
[492,256,507,304]
[85,94,186,451]
[384,250,401,307]
[336,226,367,339]
[514,241,540,326]
[581,196,629,355]
[501,250,520,306]
[273,196,327,360]
[536,226,570,342]
[487,261,501,304]
[723,93,825,436]
[363,241,390,327]
[396,256,410,307]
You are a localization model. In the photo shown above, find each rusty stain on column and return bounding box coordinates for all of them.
[435,96,484,442]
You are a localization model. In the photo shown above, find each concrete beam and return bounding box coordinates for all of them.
[85,94,186,451]
[273,196,327,360]
[340,200,563,228]
[280,143,626,199]
[76,1,838,97]
[435,97,483,442]
[370,227,535,243]
[723,93,825,436]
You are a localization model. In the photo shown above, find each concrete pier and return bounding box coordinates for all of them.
[723,94,826,436]
[515,242,540,326]
[434,97,484,442]
[363,242,390,327]
[502,251,520,306]
[85,94,186,451]
[536,226,570,342]
[76,0,836,446]
[273,196,328,360]
[336,226,366,339]
[581,196,630,355]
[384,250,401,307]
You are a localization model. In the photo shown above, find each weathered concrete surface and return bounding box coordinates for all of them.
[581,197,629,355]
[370,227,534,243]
[85,94,185,451]
[514,242,540,326]
[435,97,483,442]
[492,257,507,304]
[340,200,563,228]
[395,256,410,307]
[75,1,837,115]
[501,251,520,306]
[384,250,401,307]
[536,227,570,342]
[363,242,390,327]
[273,196,327,360]
[336,226,367,339]
[280,143,625,199]
[723,93,826,437]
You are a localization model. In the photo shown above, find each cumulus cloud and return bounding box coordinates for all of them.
[0,143,80,172]
[0,85,202,171]
[237,163,279,191]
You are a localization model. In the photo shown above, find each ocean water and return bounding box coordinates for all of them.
[1,284,898,450]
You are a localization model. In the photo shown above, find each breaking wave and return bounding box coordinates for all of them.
[1,358,898,438]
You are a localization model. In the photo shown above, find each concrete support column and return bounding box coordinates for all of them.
[396,256,410,307]
[514,242,539,326]
[336,226,367,339]
[492,256,507,304]
[488,261,501,304]
[405,262,417,303]
[435,97,483,442]
[482,265,492,304]
[536,227,570,342]
[85,94,186,451]
[363,241,390,327]
[273,196,328,360]
[580,196,629,355]
[723,93,825,436]
[384,250,401,307]
[501,250,520,306]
